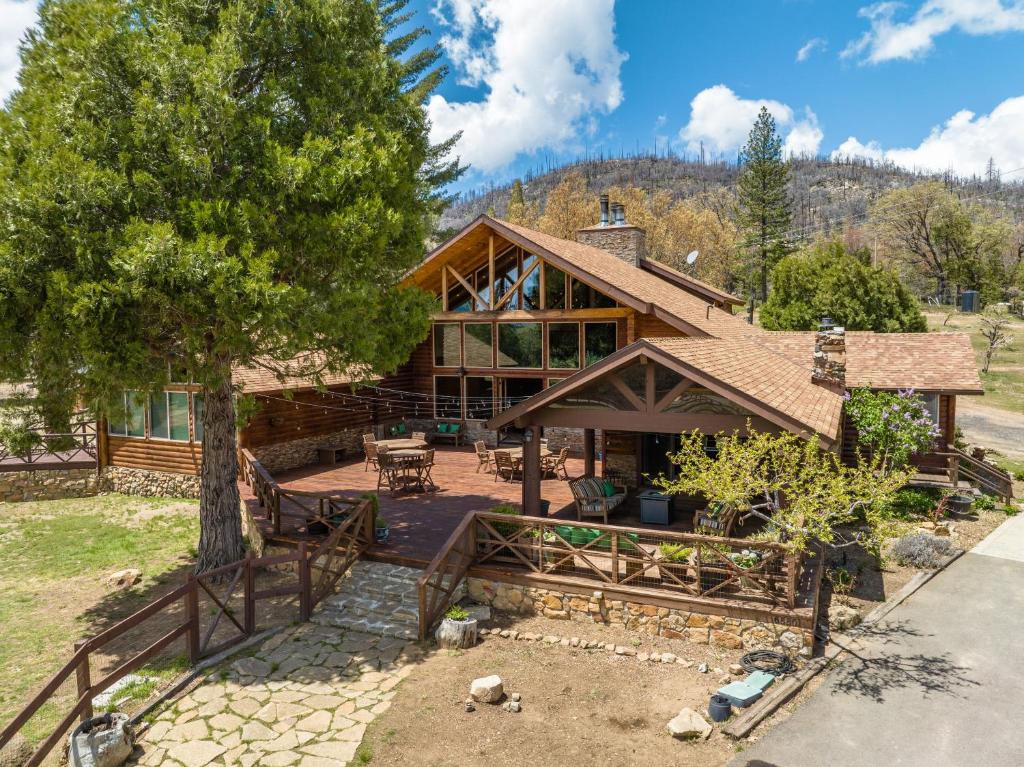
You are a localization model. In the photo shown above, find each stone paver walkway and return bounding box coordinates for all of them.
[131,624,422,767]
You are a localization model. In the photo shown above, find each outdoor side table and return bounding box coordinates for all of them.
[638,490,674,525]
[317,446,348,465]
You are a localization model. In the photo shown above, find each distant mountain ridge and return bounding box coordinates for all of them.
[441,155,1024,238]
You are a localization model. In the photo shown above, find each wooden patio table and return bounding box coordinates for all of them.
[388,449,431,492]
[505,445,552,470]
[377,438,428,450]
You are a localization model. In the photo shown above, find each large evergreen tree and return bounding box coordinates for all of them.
[737,106,793,303]
[0,0,461,572]
[760,241,927,332]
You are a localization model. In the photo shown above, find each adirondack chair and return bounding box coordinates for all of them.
[693,501,740,537]
[493,450,519,483]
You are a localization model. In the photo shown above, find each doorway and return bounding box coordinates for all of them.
[641,433,680,482]
[496,378,544,444]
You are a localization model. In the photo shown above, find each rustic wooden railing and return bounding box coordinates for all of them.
[0,458,374,766]
[417,511,805,641]
[936,448,1014,501]
[0,418,97,467]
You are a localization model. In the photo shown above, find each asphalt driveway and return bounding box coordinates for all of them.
[731,515,1024,767]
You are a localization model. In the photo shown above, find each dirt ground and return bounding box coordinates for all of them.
[359,621,752,767]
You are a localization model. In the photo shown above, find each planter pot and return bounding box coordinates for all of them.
[435,616,478,649]
[947,495,974,515]
[708,694,732,723]
[374,527,390,544]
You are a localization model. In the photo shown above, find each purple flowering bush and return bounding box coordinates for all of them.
[844,388,942,471]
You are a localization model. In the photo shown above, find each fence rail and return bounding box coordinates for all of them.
[937,449,1014,501]
[417,511,806,641]
[0,454,374,767]
[0,418,97,467]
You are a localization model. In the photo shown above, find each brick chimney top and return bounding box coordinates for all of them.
[577,195,646,267]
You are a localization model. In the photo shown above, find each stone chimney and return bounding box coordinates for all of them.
[577,195,646,267]
[812,318,846,389]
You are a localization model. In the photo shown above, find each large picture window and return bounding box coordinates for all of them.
[150,392,190,441]
[446,279,473,313]
[463,323,493,368]
[498,323,543,368]
[433,323,461,367]
[492,248,520,309]
[521,254,541,309]
[434,376,462,419]
[124,392,146,437]
[465,376,494,420]
[584,322,618,367]
[547,322,580,369]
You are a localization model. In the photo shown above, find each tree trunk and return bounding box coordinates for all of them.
[196,362,246,574]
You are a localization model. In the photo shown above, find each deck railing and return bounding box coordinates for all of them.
[0,418,97,468]
[937,449,1014,501]
[418,511,805,640]
[1,456,374,767]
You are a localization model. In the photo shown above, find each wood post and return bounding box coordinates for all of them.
[583,429,596,477]
[298,542,312,622]
[522,426,542,517]
[185,575,200,665]
[273,493,281,536]
[244,551,255,636]
[74,640,92,723]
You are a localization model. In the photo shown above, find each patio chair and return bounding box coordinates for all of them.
[418,448,437,490]
[568,476,626,524]
[474,440,493,473]
[542,447,570,480]
[362,432,375,444]
[493,450,519,483]
[411,431,427,442]
[376,451,401,493]
[363,440,380,472]
[693,501,740,537]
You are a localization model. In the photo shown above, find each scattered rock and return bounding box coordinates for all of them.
[232,657,272,678]
[614,646,637,657]
[464,699,476,712]
[729,664,744,676]
[829,605,863,632]
[638,653,649,662]
[469,675,504,704]
[697,662,709,673]
[502,700,522,713]
[667,707,713,740]
[661,653,677,664]
[799,646,813,659]
[510,692,521,702]
[104,568,142,590]
[718,675,731,684]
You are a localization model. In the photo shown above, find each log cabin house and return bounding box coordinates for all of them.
[97,194,997,503]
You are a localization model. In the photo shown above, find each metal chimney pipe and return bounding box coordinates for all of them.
[618,204,627,225]
[610,202,622,225]
[599,194,610,226]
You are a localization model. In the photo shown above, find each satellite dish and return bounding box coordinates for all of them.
[685,250,699,265]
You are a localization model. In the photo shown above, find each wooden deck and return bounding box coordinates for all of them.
[241,446,714,568]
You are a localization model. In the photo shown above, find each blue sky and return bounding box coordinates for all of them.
[2,0,1023,192]
[411,0,1024,191]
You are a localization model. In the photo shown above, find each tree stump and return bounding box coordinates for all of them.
[435,617,478,649]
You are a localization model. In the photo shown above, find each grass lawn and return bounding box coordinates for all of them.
[0,494,199,743]
[925,309,1024,414]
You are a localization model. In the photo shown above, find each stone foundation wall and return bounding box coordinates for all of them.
[0,468,99,503]
[250,427,367,473]
[466,577,813,652]
[100,466,201,498]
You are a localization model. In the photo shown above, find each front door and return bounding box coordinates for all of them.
[641,433,680,483]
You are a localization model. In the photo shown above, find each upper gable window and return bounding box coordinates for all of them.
[571,278,616,309]
[447,279,474,313]
[544,264,567,309]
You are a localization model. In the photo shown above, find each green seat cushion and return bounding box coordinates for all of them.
[437,423,449,433]
[602,479,616,497]
[448,423,461,433]
[397,423,407,434]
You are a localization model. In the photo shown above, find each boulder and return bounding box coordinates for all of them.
[469,675,504,704]
[104,569,141,590]
[67,713,135,767]
[667,708,713,740]
[829,605,862,632]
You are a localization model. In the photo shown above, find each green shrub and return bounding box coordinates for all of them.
[973,494,996,511]
[658,543,693,563]
[445,604,469,621]
[488,503,522,538]
[888,488,941,519]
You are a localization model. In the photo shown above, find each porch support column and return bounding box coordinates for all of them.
[522,425,543,517]
[583,428,596,477]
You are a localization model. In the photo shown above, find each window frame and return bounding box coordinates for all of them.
[464,375,495,421]
[582,320,619,367]
[496,321,544,370]
[462,322,495,368]
[433,375,463,419]
[432,322,462,368]
[546,321,581,370]
[192,393,205,444]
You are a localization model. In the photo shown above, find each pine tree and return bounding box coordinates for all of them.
[0,0,461,572]
[737,107,794,302]
[504,179,539,226]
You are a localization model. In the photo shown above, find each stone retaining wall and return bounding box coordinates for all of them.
[466,577,813,652]
[99,466,201,498]
[250,427,367,473]
[0,468,99,503]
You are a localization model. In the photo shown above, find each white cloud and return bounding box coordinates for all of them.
[677,85,823,158]
[796,37,827,62]
[0,0,38,102]
[426,0,626,173]
[843,0,1024,64]
[831,95,1024,176]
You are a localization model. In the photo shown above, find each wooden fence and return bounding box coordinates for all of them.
[0,494,373,767]
[0,418,97,468]
[418,512,807,640]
